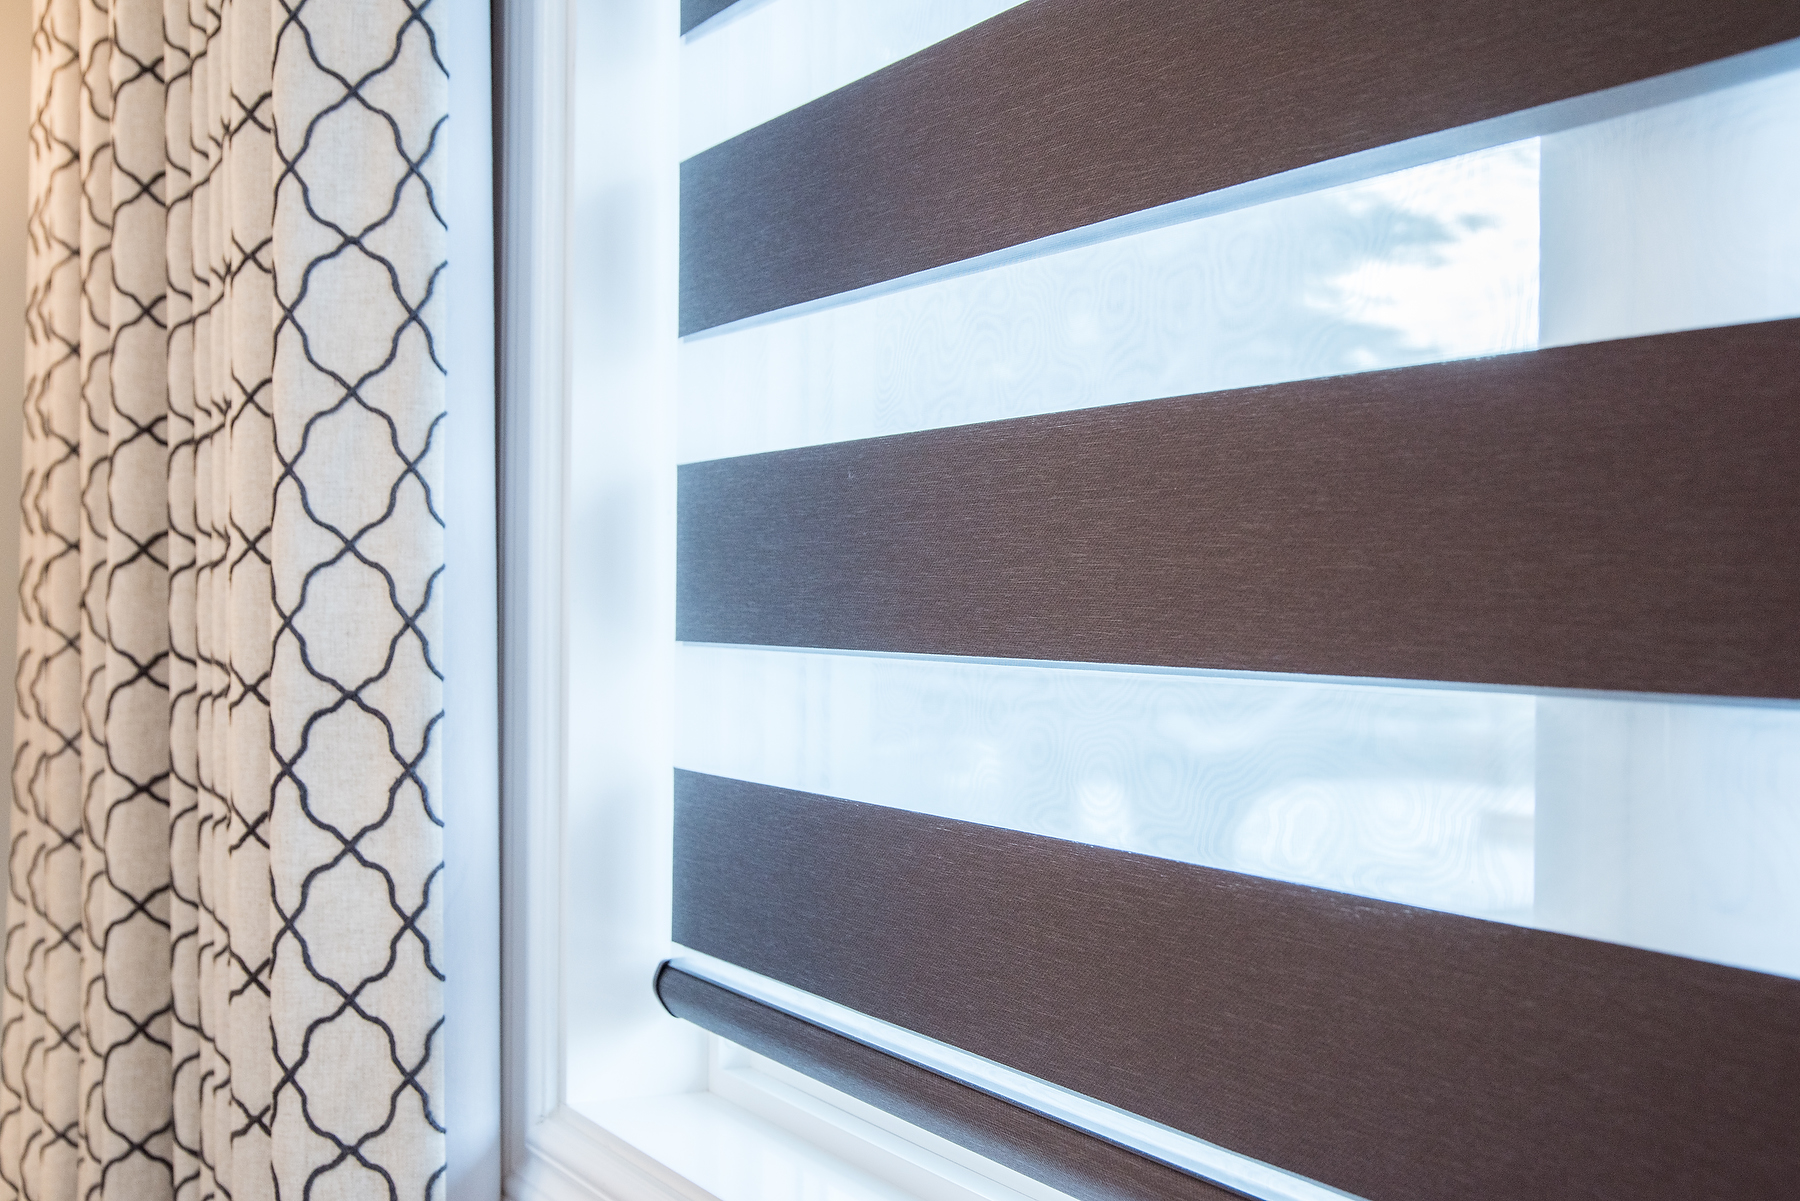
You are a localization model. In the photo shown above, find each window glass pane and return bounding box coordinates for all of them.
[1540,64,1800,346]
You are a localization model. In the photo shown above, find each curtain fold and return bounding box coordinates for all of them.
[6,0,450,1197]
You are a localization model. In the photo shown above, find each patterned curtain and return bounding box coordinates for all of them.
[5,0,449,1197]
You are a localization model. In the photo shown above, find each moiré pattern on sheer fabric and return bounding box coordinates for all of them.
[4,1,450,1198]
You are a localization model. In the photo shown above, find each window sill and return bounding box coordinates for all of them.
[506,1043,1074,1201]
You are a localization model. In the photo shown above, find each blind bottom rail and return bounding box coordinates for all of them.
[655,958,1294,1201]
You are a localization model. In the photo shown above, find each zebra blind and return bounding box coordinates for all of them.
[659,4,1800,1200]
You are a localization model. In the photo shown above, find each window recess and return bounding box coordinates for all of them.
[653,4,1800,1201]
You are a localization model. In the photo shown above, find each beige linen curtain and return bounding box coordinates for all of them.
[5,0,450,1197]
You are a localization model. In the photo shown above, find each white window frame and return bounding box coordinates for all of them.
[500,2,1094,1201]
[494,3,1080,1199]
[442,2,505,1199]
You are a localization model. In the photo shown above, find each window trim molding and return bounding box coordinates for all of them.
[498,0,575,1180]
[495,4,1085,1200]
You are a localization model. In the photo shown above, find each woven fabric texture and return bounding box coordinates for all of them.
[4,0,449,1197]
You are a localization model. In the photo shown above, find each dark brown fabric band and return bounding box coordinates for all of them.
[679,0,1800,332]
[680,0,736,34]
[656,966,1238,1201]
[678,318,1800,698]
[672,770,1800,1201]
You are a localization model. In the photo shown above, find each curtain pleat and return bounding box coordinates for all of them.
[11,3,85,1198]
[4,1,449,1197]
[267,0,447,1192]
[161,0,198,1192]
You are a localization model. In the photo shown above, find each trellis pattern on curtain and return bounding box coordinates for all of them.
[5,0,449,1198]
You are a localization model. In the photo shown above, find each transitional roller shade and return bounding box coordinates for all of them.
[679,318,1800,698]
[680,0,1800,332]
[668,771,1800,1201]
[668,3,1800,1199]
